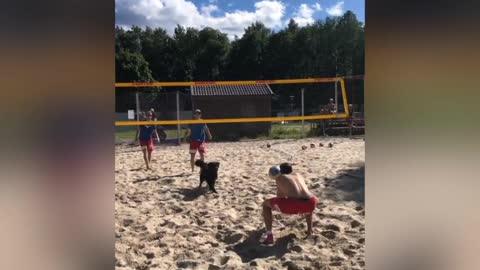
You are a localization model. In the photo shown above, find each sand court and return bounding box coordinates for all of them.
[115,137,364,269]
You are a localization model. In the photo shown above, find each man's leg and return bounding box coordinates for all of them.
[147,150,153,163]
[190,153,196,172]
[262,200,273,231]
[142,148,150,170]
[262,200,274,244]
[305,213,313,235]
[199,142,206,161]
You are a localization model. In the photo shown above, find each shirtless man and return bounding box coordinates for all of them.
[261,163,319,245]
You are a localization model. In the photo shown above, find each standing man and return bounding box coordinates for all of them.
[185,109,212,172]
[135,111,160,170]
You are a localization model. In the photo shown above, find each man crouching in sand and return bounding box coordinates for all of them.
[261,163,319,245]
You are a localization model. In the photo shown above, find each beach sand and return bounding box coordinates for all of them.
[115,137,365,269]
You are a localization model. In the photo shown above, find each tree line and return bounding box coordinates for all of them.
[116,10,364,112]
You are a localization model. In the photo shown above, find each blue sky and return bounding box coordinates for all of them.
[116,0,364,39]
[198,0,364,22]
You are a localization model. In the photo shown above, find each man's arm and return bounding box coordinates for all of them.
[153,129,160,142]
[205,125,212,140]
[134,126,140,143]
[184,128,191,142]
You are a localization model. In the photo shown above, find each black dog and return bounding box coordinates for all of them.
[194,160,220,193]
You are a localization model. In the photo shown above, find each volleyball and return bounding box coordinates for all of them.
[268,166,281,178]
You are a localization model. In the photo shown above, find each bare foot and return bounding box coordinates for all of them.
[304,232,315,240]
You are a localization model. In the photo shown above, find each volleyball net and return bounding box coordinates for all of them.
[115,76,364,142]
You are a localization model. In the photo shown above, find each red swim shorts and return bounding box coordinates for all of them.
[190,140,206,154]
[269,197,319,214]
[140,139,155,152]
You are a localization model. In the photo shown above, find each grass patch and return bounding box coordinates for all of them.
[115,122,317,141]
[269,123,312,139]
[116,128,188,140]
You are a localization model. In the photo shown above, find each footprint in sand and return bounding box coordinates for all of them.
[351,220,361,228]
[134,224,148,232]
[164,178,176,184]
[330,261,343,267]
[123,219,134,227]
[176,260,199,269]
[320,230,336,240]
[216,230,245,245]
[324,224,341,232]
[220,256,230,265]
[343,248,357,257]
[208,264,221,270]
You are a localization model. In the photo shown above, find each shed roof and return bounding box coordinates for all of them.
[191,84,273,96]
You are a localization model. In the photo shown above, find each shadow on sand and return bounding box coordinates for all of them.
[173,188,211,201]
[133,173,189,184]
[322,164,365,205]
[228,230,296,263]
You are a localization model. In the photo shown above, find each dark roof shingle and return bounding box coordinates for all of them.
[191,84,273,96]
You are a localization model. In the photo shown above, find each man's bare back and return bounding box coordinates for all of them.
[275,173,314,199]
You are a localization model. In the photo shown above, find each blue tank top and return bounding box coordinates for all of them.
[139,125,156,141]
[189,123,206,142]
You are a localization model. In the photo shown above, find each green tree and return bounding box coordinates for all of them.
[116,26,143,54]
[195,27,230,80]
[171,25,200,81]
[140,27,175,81]
[335,11,364,76]
[226,22,272,79]
[115,49,153,82]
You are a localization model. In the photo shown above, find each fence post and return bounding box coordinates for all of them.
[301,88,305,138]
[135,90,140,121]
[176,91,181,145]
[334,79,338,117]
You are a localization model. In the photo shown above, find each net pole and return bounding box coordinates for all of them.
[135,90,140,121]
[301,88,305,138]
[176,91,181,145]
[334,80,338,117]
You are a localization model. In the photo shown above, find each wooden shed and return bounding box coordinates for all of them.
[190,84,273,140]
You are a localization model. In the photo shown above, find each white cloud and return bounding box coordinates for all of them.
[201,4,219,16]
[116,0,286,39]
[313,3,322,11]
[326,1,345,16]
[291,3,315,26]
